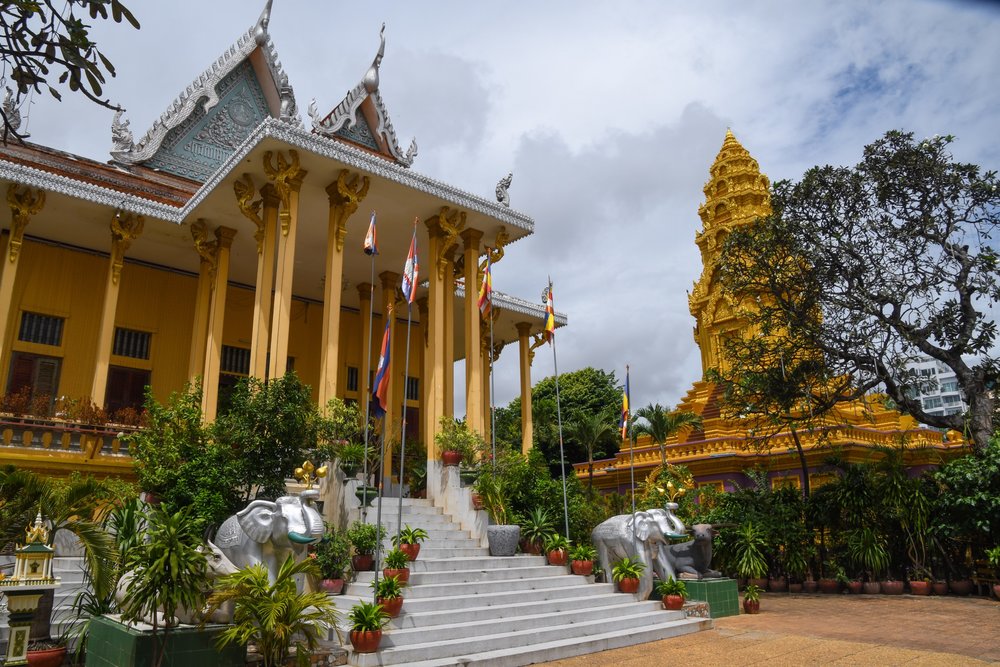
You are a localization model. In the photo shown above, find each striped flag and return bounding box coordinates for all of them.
[543,280,555,343]
[371,318,391,418]
[363,211,378,255]
[401,220,418,304]
[478,254,492,317]
[620,367,630,440]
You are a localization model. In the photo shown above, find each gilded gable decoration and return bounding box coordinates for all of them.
[110,210,144,284]
[6,184,45,263]
[325,170,371,252]
[263,149,307,235]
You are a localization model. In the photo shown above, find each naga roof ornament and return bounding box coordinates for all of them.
[110,0,301,167]
[308,24,417,168]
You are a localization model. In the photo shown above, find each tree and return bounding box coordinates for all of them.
[0,0,139,140]
[632,403,702,465]
[718,131,1000,451]
[565,410,616,490]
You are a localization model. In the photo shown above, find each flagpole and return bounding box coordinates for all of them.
[361,234,377,522]
[545,279,570,540]
[628,365,637,553]
[396,302,414,539]
[489,309,496,470]
[373,304,393,604]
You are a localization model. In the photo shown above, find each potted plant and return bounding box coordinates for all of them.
[846,527,888,594]
[733,522,768,589]
[785,543,810,594]
[392,524,429,561]
[337,441,365,477]
[383,548,411,585]
[544,534,570,566]
[569,544,597,576]
[520,508,555,555]
[347,601,389,654]
[209,555,340,667]
[475,468,520,556]
[987,546,1000,600]
[459,464,480,487]
[657,576,687,610]
[818,561,843,594]
[313,528,351,595]
[742,583,762,614]
[434,416,479,467]
[908,567,932,596]
[371,574,405,618]
[611,557,645,594]
[347,521,386,572]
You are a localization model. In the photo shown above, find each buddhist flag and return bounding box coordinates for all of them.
[478,254,492,317]
[363,211,378,255]
[620,367,630,440]
[371,318,391,418]
[401,220,418,304]
[543,280,556,343]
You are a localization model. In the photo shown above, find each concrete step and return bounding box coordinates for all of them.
[353,564,564,586]
[385,555,548,573]
[345,574,589,599]
[415,546,489,559]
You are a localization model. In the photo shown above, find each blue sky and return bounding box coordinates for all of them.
[18,0,1000,414]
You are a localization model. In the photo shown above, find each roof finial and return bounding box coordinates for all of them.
[255,0,274,45]
[363,23,386,94]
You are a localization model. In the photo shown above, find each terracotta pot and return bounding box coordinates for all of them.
[662,594,685,610]
[743,599,760,614]
[352,554,374,572]
[949,579,973,596]
[349,629,382,654]
[320,578,344,595]
[818,578,840,594]
[471,493,485,510]
[847,580,863,594]
[862,581,881,595]
[909,580,931,595]
[547,549,568,566]
[520,539,543,555]
[802,579,819,594]
[378,596,404,618]
[383,567,410,584]
[931,581,949,596]
[749,577,769,591]
[768,576,787,592]
[992,583,1000,600]
[881,580,904,595]
[26,647,67,667]
[442,450,462,466]
[399,543,420,561]
[571,560,594,576]
[618,577,640,594]
[788,582,803,593]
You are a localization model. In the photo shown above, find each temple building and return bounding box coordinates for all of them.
[576,130,963,494]
[0,4,563,480]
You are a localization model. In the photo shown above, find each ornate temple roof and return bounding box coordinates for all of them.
[307,25,417,168]
[109,0,301,181]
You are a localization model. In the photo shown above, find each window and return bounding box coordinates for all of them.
[113,327,151,360]
[346,366,359,392]
[7,352,60,405]
[923,396,943,409]
[406,376,419,402]
[105,366,150,414]
[940,380,959,393]
[918,368,934,377]
[18,312,64,347]
[221,345,251,376]
[771,475,801,490]
[943,394,962,405]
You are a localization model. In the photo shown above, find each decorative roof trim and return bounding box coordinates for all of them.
[110,0,300,164]
[454,284,567,327]
[2,117,535,232]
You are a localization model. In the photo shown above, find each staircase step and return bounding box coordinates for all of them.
[353,564,564,586]
[346,574,586,599]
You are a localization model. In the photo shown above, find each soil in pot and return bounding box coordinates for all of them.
[662,594,685,610]
[383,567,410,584]
[909,580,931,595]
[618,577,640,594]
[350,630,382,654]
[320,578,345,595]
[742,599,760,614]
[571,560,594,576]
[378,596,404,618]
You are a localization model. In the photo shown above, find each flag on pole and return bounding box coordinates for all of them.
[371,317,391,417]
[363,211,378,255]
[478,254,493,317]
[620,367,630,440]
[543,280,556,343]
[401,221,419,303]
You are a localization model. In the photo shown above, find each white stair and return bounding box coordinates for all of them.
[337,498,711,666]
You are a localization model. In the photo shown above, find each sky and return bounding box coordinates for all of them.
[16,0,1000,415]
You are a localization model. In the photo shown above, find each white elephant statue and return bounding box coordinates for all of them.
[591,508,686,600]
[213,490,325,583]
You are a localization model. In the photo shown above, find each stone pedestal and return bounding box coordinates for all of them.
[85,615,244,666]
[685,578,739,618]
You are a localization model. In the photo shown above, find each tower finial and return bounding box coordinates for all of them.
[255,0,274,45]
[363,23,386,94]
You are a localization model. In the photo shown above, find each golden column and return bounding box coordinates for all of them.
[379,270,400,480]
[91,210,144,407]
[200,226,237,421]
[516,322,537,454]
[264,150,307,380]
[417,296,430,448]
[187,219,215,382]
[357,283,374,415]
[443,255,456,419]
[0,186,45,377]
[321,170,370,404]
[423,209,463,458]
[235,175,279,380]
[460,229,484,433]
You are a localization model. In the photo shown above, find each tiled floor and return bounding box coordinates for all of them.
[545,593,1000,665]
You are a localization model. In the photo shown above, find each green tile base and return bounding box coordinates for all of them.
[685,577,739,618]
[85,615,245,667]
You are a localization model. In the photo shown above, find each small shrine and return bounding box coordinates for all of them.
[11,511,58,584]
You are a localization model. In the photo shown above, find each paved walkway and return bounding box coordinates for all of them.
[545,593,1000,665]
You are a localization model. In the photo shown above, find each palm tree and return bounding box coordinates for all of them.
[565,411,616,490]
[633,403,702,465]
